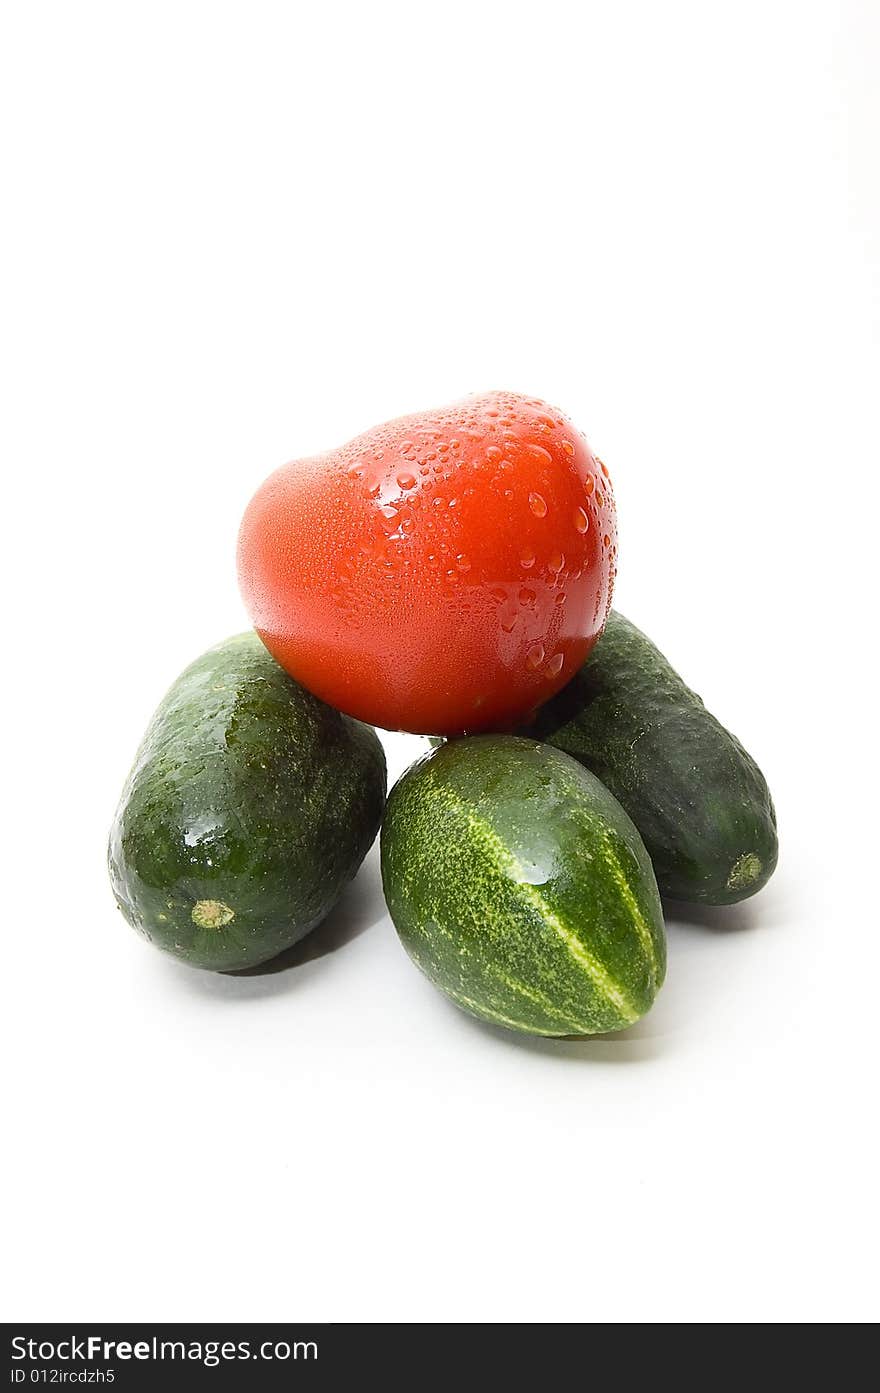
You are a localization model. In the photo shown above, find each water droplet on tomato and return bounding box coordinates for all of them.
[520,546,536,569]
[562,440,575,456]
[603,534,611,547]
[529,492,548,518]
[519,586,536,606]
[585,476,595,496]
[526,643,545,670]
[545,653,564,678]
[456,553,471,572]
[574,507,589,533]
[548,551,564,572]
[397,471,416,490]
[526,444,553,465]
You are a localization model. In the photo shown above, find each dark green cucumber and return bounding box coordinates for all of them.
[109,633,386,970]
[381,736,665,1037]
[524,611,778,904]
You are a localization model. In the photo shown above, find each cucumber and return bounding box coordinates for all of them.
[381,736,665,1037]
[524,611,778,904]
[109,633,386,970]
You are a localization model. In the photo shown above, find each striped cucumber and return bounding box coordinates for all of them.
[381,736,665,1037]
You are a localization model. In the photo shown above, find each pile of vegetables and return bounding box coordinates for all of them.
[109,391,777,1037]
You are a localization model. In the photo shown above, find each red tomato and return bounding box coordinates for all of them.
[237,391,617,735]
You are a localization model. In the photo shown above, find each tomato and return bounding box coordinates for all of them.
[237,391,617,735]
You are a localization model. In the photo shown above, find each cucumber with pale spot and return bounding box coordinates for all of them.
[381,736,665,1037]
[523,611,778,904]
[109,633,386,971]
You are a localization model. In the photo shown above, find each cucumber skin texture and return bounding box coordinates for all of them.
[524,612,778,904]
[381,736,666,1037]
[109,634,386,971]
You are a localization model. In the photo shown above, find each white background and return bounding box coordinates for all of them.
[2,0,877,1323]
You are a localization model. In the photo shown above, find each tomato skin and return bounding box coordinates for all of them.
[237,391,617,736]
